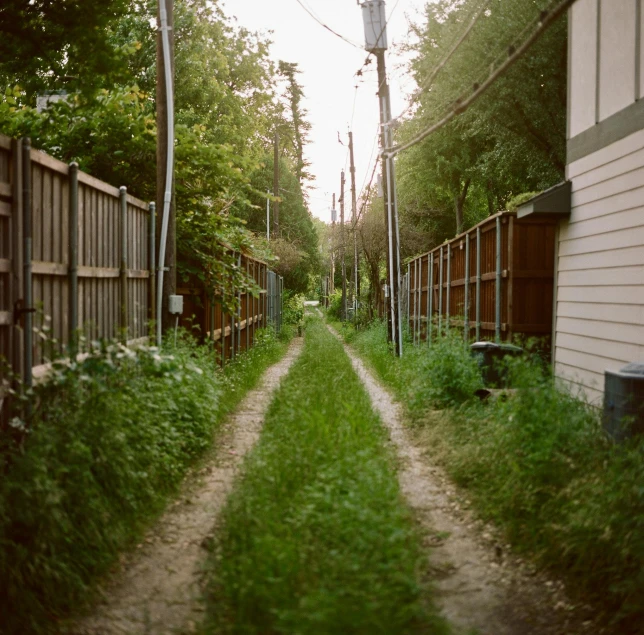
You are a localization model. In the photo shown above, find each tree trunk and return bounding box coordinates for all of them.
[454,178,471,234]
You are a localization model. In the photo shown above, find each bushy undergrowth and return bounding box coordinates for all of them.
[0,328,287,634]
[345,320,644,630]
[203,318,447,634]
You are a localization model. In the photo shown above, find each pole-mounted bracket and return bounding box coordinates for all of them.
[13,299,36,326]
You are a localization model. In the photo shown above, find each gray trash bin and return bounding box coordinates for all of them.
[470,341,523,387]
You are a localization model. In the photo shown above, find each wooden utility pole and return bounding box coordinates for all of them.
[156,0,175,333]
[349,131,359,316]
[340,171,347,320]
[330,193,336,296]
[375,48,402,354]
[273,131,280,237]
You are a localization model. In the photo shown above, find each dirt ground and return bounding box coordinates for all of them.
[335,328,606,635]
[68,338,303,635]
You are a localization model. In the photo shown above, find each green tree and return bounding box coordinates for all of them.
[396,0,567,245]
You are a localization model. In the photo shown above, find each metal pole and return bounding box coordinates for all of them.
[210,295,215,352]
[406,263,410,335]
[149,202,156,329]
[221,303,226,366]
[68,162,79,354]
[465,234,470,343]
[340,171,347,320]
[246,258,250,350]
[496,215,502,343]
[266,191,270,241]
[416,258,421,345]
[22,138,33,393]
[438,246,443,335]
[385,153,396,347]
[476,227,481,341]
[119,186,128,343]
[446,244,451,332]
[428,253,433,346]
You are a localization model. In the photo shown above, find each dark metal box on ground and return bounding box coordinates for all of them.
[603,363,644,441]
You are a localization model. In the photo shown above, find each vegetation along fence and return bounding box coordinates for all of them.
[178,264,282,365]
[403,211,557,349]
[0,135,282,422]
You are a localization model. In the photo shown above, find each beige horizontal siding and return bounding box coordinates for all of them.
[556,128,644,401]
[570,164,644,207]
[554,362,604,406]
[560,207,644,241]
[558,225,644,257]
[565,186,644,225]
[568,127,644,179]
[557,301,644,326]
[558,244,644,271]
[558,265,644,287]
[558,285,644,305]
[557,331,644,362]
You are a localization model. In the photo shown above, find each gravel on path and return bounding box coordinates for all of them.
[70,337,304,635]
[332,326,600,635]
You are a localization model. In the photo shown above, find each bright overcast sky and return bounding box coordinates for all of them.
[221,0,428,223]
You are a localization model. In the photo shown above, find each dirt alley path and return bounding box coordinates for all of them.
[70,337,304,635]
[331,326,601,635]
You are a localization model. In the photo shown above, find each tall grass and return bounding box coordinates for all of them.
[345,320,644,630]
[0,328,288,634]
[203,317,448,634]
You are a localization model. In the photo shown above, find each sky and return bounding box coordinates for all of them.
[220,0,428,223]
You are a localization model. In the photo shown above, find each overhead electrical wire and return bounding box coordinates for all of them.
[385,0,577,157]
[392,0,493,123]
[294,0,363,49]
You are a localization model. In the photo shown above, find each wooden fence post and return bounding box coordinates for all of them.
[119,187,128,342]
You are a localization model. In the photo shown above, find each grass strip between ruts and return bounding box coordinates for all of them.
[202,316,448,634]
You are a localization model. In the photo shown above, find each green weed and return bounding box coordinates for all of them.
[0,328,288,634]
[346,321,644,630]
[203,318,448,634]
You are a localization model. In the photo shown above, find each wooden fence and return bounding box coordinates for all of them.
[0,135,281,422]
[403,211,557,348]
[179,263,283,364]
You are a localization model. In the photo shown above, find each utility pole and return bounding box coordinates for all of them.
[361,0,402,355]
[331,193,336,295]
[349,131,359,319]
[340,171,347,321]
[156,0,175,334]
[273,131,280,237]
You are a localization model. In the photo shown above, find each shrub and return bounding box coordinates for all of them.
[418,331,483,408]
[0,326,288,634]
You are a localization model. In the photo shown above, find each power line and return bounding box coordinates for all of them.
[294,0,363,49]
[393,0,493,123]
[385,0,576,157]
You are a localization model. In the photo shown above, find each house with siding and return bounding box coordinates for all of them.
[518,0,644,404]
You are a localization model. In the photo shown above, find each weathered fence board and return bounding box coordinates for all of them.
[0,134,282,424]
[405,211,557,349]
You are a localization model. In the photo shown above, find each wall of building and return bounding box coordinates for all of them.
[558,0,644,404]
[556,127,644,404]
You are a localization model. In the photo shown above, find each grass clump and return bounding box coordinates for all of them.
[0,328,287,634]
[203,317,448,634]
[346,321,644,630]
